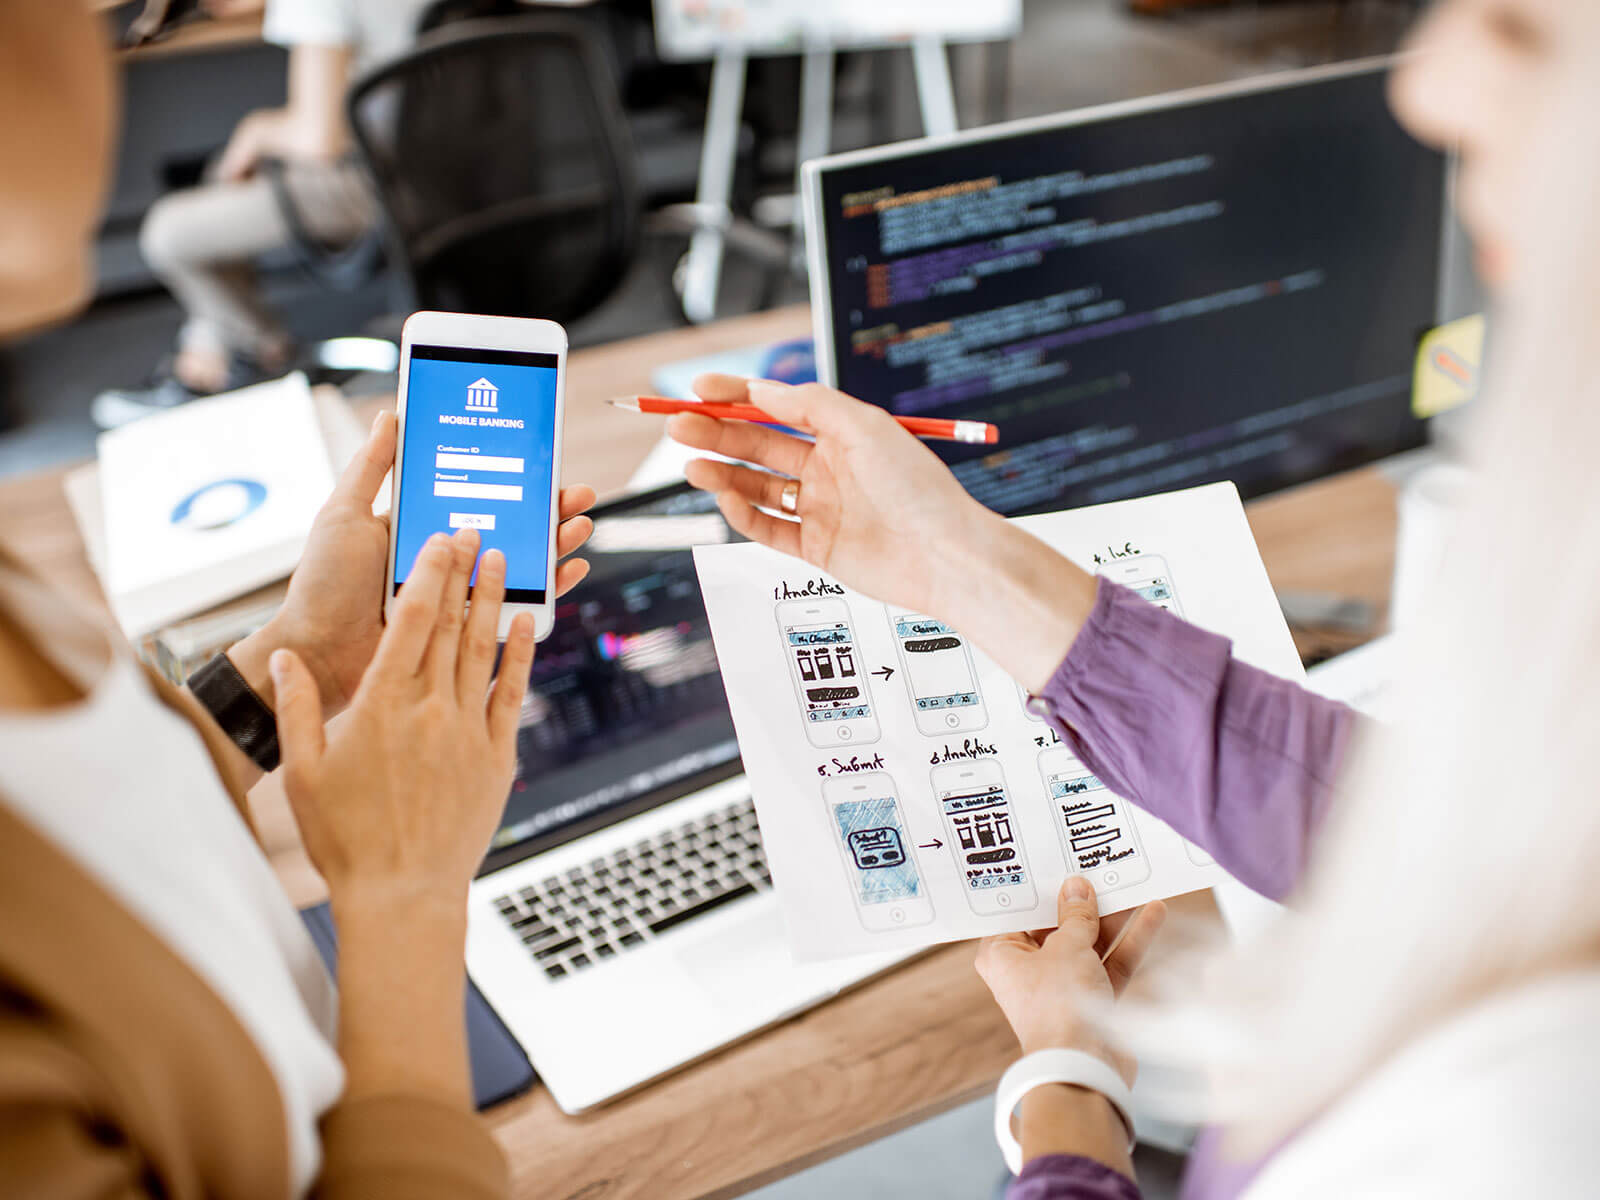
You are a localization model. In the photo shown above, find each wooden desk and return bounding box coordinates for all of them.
[91,0,265,62]
[0,304,1397,1200]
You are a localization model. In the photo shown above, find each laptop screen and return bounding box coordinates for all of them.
[481,484,744,873]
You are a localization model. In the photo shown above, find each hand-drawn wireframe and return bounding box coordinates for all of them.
[1098,553,1183,615]
[822,772,935,931]
[1036,745,1152,894]
[888,611,989,735]
[929,759,1037,915]
[1180,837,1215,867]
[1018,681,1045,721]
[776,597,881,748]
[1097,556,1205,863]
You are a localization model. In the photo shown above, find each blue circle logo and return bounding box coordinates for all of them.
[169,478,269,531]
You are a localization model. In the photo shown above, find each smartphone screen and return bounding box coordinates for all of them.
[893,616,979,712]
[830,793,922,906]
[393,345,560,603]
[783,619,869,723]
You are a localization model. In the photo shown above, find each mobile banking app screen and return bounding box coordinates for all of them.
[394,345,559,603]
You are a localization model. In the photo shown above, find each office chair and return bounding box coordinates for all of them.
[416,0,520,29]
[345,15,641,324]
[258,0,525,298]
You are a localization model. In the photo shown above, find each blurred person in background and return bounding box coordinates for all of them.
[673,0,1600,1195]
[1,4,594,1195]
[92,0,433,428]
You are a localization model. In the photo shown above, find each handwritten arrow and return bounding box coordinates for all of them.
[871,666,895,681]
[918,839,943,850]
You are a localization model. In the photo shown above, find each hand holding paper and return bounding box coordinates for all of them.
[693,482,1304,961]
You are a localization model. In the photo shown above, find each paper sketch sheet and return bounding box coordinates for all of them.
[693,481,1305,961]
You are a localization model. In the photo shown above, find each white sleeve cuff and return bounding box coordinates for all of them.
[262,0,356,49]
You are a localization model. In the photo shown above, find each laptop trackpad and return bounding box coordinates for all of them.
[672,904,842,1002]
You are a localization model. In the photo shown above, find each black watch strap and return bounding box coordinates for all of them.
[188,653,281,772]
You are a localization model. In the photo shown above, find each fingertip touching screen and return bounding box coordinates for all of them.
[811,62,1446,517]
[395,345,560,604]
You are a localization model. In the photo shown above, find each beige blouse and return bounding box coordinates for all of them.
[0,546,507,1200]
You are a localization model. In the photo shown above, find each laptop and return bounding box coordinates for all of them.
[465,483,912,1114]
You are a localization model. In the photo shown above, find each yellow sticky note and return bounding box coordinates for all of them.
[1413,314,1486,418]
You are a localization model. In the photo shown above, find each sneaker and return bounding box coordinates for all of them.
[91,354,273,430]
[90,375,200,430]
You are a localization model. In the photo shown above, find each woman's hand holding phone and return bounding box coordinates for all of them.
[671,375,1098,693]
[268,528,535,1107]
[228,410,596,720]
[271,527,526,910]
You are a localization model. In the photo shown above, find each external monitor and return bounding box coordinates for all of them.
[802,58,1449,516]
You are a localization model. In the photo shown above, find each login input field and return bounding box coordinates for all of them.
[435,480,524,501]
[436,451,524,473]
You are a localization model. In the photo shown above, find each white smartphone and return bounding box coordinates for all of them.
[821,773,934,931]
[776,597,881,747]
[888,612,988,735]
[386,311,567,641]
[929,759,1036,915]
[1098,553,1181,616]
[1036,745,1151,894]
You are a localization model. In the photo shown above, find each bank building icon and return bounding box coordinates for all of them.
[466,377,499,412]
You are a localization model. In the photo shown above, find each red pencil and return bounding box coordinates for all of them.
[609,396,999,445]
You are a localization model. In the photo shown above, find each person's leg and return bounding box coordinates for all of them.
[138,176,297,391]
[138,161,378,391]
[94,161,377,427]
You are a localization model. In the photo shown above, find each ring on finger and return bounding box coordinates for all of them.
[779,478,801,515]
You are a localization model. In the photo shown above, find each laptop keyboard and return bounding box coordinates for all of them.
[490,796,772,982]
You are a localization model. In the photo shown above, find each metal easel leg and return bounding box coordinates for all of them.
[680,49,748,325]
[796,47,836,190]
[790,46,836,266]
[910,35,959,137]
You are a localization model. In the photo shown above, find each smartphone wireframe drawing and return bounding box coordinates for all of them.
[1018,682,1044,721]
[1036,746,1151,894]
[821,773,934,931]
[776,598,881,747]
[888,612,988,734]
[1181,837,1216,867]
[929,760,1036,915]
[1098,554,1182,616]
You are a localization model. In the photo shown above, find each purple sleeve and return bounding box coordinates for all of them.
[1032,579,1355,901]
[1007,1155,1143,1200]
